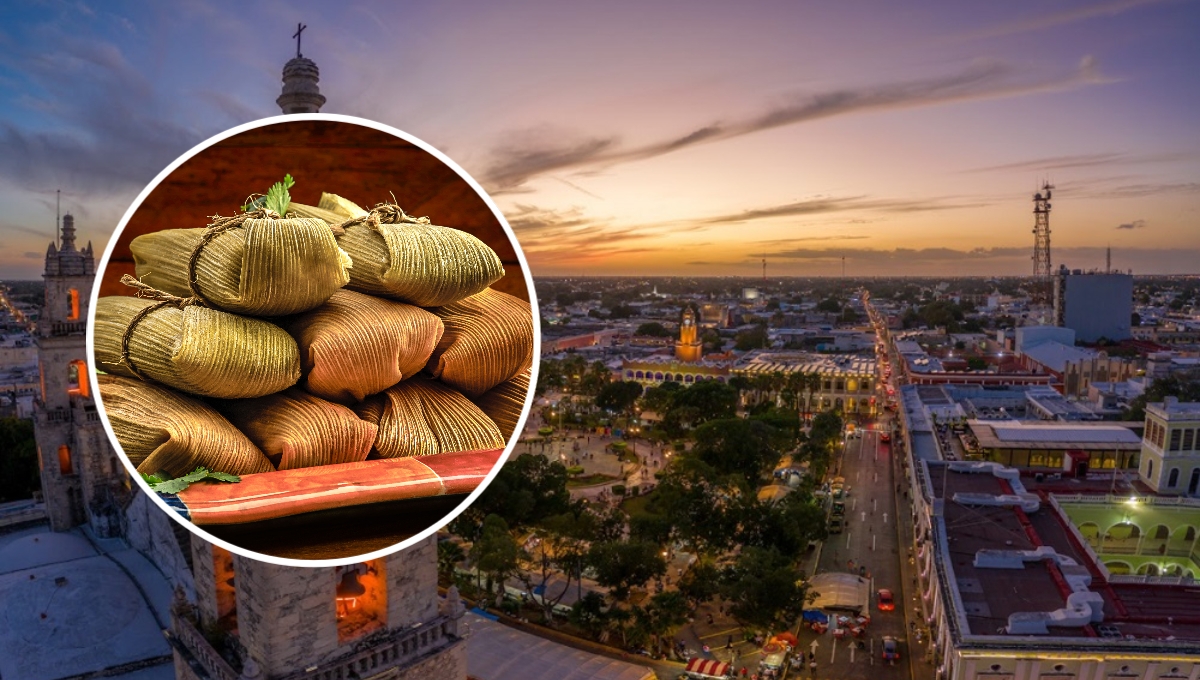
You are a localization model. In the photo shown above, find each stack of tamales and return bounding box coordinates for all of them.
[94,192,533,526]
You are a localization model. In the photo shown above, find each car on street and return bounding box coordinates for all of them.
[831,500,845,516]
[877,588,895,611]
[881,635,900,662]
[828,516,844,533]
[880,432,891,443]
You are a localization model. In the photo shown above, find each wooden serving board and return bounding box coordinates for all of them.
[164,449,502,560]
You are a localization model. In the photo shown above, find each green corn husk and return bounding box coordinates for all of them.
[285,289,444,404]
[213,389,377,470]
[356,377,504,459]
[98,374,274,478]
[426,288,534,397]
[129,216,351,316]
[94,296,301,399]
[471,369,530,441]
[298,194,505,307]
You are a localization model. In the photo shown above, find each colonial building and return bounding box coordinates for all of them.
[674,305,703,362]
[1140,398,1200,495]
[34,213,128,535]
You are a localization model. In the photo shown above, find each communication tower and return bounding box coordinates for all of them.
[1031,181,1053,299]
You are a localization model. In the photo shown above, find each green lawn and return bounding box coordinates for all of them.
[621,488,660,520]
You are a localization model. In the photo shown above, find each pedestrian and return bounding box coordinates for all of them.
[727,634,734,649]
[740,667,748,678]
[809,660,817,676]
[707,613,714,625]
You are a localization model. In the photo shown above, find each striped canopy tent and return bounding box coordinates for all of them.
[684,658,731,678]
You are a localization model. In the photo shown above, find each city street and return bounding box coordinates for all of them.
[797,423,933,680]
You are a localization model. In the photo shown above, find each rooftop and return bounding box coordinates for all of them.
[968,420,1142,450]
[927,461,1200,645]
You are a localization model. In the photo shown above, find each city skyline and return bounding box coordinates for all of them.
[0,0,1197,278]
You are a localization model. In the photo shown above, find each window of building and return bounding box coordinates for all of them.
[1170,429,1183,452]
[1147,459,1155,480]
[213,546,238,633]
[67,288,80,321]
[67,360,89,398]
[1169,468,1181,488]
[336,560,386,643]
[57,444,72,475]
[1185,429,1195,451]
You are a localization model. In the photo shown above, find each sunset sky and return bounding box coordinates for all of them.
[0,0,1197,278]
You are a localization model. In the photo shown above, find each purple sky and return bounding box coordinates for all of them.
[1,0,1197,278]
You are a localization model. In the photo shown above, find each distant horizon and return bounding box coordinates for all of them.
[0,2,1196,279]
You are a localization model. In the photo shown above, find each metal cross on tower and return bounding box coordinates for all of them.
[293,22,307,58]
[1031,181,1053,299]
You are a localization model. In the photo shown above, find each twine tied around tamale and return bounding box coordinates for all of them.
[186,208,281,304]
[334,203,431,234]
[118,274,207,382]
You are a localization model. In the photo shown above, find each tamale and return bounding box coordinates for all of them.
[129,214,351,316]
[356,377,505,459]
[286,289,445,403]
[471,369,530,440]
[97,374,274,479]
[213,389,376,470]
[94,296,301,399]
[425,288,534,397]
[333,201,506,307]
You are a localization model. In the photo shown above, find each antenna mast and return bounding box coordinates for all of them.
[1031,181,1053,301]
[55,189,60,249]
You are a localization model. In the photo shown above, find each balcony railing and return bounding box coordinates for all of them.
[277,615,460,680]
[50,321,87,336]
[172,613,238,680]
[172,609,461,680]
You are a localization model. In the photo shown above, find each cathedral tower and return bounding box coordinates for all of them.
[34,213,128,534]
[276,25,326,114]
[174,537,467,680]
[675,305,703,363]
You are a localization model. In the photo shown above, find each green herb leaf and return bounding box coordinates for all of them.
[145,466,242,494]
[242,174,295,214]
[206,471,242,483]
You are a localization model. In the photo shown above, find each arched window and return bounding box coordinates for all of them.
[1169,468,1180,488]
[67,360,89,398]
[67,288,80,321]
[1147,460,1154,481]
[57,444,72,475]
[336,560,387,643]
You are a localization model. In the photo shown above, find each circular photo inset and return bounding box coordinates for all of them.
[86,115,538,565]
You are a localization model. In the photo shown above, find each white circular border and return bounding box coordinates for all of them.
[86,113,542,568]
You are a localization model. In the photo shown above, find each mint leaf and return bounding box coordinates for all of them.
[206,471,241,483]
[242,174,295,215]
[145,466,242,494]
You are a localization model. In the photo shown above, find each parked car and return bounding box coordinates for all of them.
[877,588,895,611]
[828,516,844,534]
[832,501,845,517]
[881,636,900,662]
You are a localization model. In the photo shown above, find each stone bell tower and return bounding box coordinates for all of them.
[276,23,326,114]
[675,305,703,363]
[173,537,468,680]
[34,213,129,534]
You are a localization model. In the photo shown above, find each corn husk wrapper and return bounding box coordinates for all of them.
[129,217,351,316]
[472,370,530,441]
[97,374,274,478]
[214,389,376,470]
[94,296,301,399]
[356,377,504,459]
[285,289,445,404]
[328,202,505,306]
[425,288,534,397]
